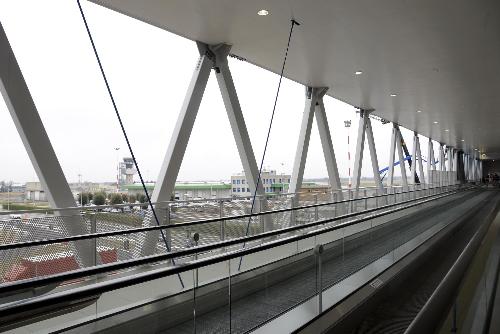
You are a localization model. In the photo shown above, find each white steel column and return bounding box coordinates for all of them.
[464,154,469,181]
[468,154,474,181]
[386,125,397,187]
[475,157,478,181]
[395,126,409,192]
[213,44,266,201]
[480,160,483,182]
[366,117,384,196]
[141,45,213,256]
[289,87,319,193]
[0,23,92,266]
[212,44,270,229]
[439,144,445,186]
[410,133,417,185]
[352,110,383,198]
[447,147,453,185]
[416,135,425,184]
[352,112,367,198]
[454,149,458,184]
[427,139,433,187]
[151,45,212,205]
[315,93,343,200]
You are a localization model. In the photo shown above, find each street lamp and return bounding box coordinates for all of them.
[114,147,120,192]
[78,173,82,206]
[344,120,352,188]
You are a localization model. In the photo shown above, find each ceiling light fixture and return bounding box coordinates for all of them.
[433,121,439,124]
[445,129,449,132]
[257,9,269,16]
[461,139,465,142]
[390,94,397,97]
[355,71,363,75]
[416,110,422,113]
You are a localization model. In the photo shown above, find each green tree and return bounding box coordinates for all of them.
[128,194,136,204]
[76,193,90,206]
[138,194,147,203]
[110,193,123,205]
[121,193,129,203]
[93,193,106,206]
[138,193,148,209]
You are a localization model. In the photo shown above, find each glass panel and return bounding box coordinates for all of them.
[230,247,317,333]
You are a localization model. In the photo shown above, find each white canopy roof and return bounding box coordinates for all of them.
[91,0,500,158]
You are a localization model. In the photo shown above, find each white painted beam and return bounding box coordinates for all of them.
[416,135,425,184]
[315,95,343,199]
[352,112,367,198]
[395,126,408,192]
[387,126,397,187]
[141,45,212,256]
[213,44,265,200]
[289,87,319,194]
[0,23,92,266]
[410,133,417,185]
[365,117,384,196]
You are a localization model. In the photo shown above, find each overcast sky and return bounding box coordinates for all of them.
[0,0,438,184]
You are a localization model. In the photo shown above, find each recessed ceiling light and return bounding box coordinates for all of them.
[355,71,363,75]
[257,9,269,16]
[474,148,478,150]
[461,139,465,142]
[445,129,449,132]
[416,110,422,113]
[433,121,439,124]
[390,94,397,97]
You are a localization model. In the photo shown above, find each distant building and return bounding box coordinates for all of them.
[230,170,291,196]
[25,182,46,202]
[119,158,137,185]
[123,182,232,201]
[26,182,116,203]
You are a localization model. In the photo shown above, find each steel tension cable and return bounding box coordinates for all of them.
[238,18,300,271]
[76,0,184,287]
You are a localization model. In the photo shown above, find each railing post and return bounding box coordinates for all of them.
[90,213,97,266]
[364,189,368,210]
[259,197,265,232]
[290,196,297,226]
[315,244,324,313]
[451,300,457,333]
[219,200,225,241]
[314,194,319,221]
[192,232,200,333]
[349,189,354,213]
[164,206,172,251]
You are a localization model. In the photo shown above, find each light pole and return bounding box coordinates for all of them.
[114,147,120,192]
[344,120,352,188]
[281,162,285,193]
[78,173,82,206]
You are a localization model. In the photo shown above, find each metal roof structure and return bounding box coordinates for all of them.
[90,0,500,159]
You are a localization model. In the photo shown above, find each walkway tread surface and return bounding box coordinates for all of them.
[163,191,484,334]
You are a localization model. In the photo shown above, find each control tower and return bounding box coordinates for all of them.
[119,157,136,185]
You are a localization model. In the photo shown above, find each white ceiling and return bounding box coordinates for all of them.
[90,0,500,159]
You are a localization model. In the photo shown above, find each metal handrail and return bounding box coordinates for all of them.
[0,187,464,297]
[404,195,499,334]
[0,188,466,320]
[0,184,420,215]
[0,185,449,252]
